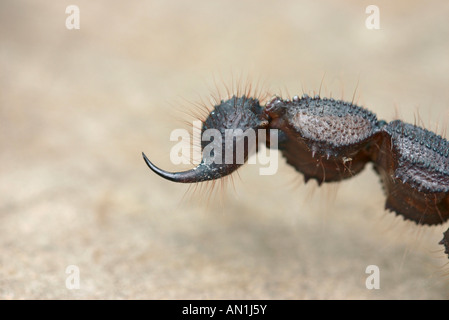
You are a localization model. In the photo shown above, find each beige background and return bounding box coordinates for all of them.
[1,0,449,299]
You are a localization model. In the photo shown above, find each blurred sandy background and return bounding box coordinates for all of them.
[1,0,449,299]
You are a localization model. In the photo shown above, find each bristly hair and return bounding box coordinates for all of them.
[169,74,270,203]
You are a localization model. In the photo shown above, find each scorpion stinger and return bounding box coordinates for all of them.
[142,151,241,183]
[143,95,269,183]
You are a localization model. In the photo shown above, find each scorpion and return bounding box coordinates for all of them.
[142,90,449,259]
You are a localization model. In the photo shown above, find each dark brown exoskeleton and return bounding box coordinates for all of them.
[143,92,449,258]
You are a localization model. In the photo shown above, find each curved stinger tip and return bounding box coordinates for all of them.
[142,152,155,171]
[141,151,207,183]
[142,152,169,178]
